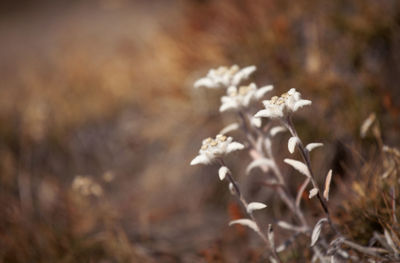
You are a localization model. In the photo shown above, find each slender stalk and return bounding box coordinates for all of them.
[284,115,340,235]
[218,159,281,263]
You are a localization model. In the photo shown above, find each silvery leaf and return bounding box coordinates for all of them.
[246,202,267,213]
[246,158,272,174]
[270,126,287,137]
[311,218,328,246]
[323,170,333,201]
[288,136,300,154]
[284,158,311,177]
[229,219,259,232]
[309,188,319,199]
[218,166,229,181]
[306,143,324,152]
[219,123,239,135]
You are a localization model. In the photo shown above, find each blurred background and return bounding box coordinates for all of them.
[0,0,399,262]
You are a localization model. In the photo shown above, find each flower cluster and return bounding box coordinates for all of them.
[194,65,256,89]
[190,134,244,165]
[219,83,274,112]
[190,64,396,262]
[255,88,312,119]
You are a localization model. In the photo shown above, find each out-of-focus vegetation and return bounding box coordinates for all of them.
[0,0,399,262]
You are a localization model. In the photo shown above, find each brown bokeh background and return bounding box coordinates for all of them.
[0,0,399,262]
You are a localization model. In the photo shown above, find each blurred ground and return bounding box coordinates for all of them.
[0,0,399,262]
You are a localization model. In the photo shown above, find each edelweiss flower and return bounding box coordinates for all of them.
[219,83,274,112]
[190,134,244,165]
[254,88,312,119]
[194,65,256,89]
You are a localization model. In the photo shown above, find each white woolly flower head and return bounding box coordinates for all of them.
[194,65,256,89]
[219,83,274,112]
[190,134,244,165]
[254,88,312,119]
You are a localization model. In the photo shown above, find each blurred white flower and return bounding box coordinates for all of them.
[194,65,256,89]
[219,83,274,112]
[255,88,312,119]
[190,134,244,165]
[72,176,103,197]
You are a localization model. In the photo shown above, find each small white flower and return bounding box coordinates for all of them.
[194,65,257,89]
[254,88,312,119]
[219,83,274,112]
[190,134,244,165]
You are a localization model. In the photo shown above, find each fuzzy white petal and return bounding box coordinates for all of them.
[251,117,262,128]
[288,136,300,154]
[255,85,274,99]
[254,109,273,118]
[294,99,312,111]
[229,219,259,232]
[270,126,287,137]
[221,95,232,103]
[219,100,238,112]
[226,142,245,153]
[231,66,256,86]
[218,166,229,181]
[311,218,328,246]
[284,158,311,177]
[306,143,324,152]
[309,188,319,199]
[243,91,254,107]
[194,78,215,89]
[190,154,210,165]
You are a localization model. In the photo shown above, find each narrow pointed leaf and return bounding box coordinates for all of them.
[309,188,319,199]
[246,202,267,213]
[270,126,286,137]
[218,166,229,181]
[219,123,239,135]
[306,143,324,152]
[323,170,333,201]
[311,218,328,246]
[267,224,275,249]
[228,183,235,195]
[284,159,311,177]
[360,113,376,138]
[277,221,306,232]
[384,229,399,253]
[288,136,300,154]
[229,219,259,232]
[246,158,272,174]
